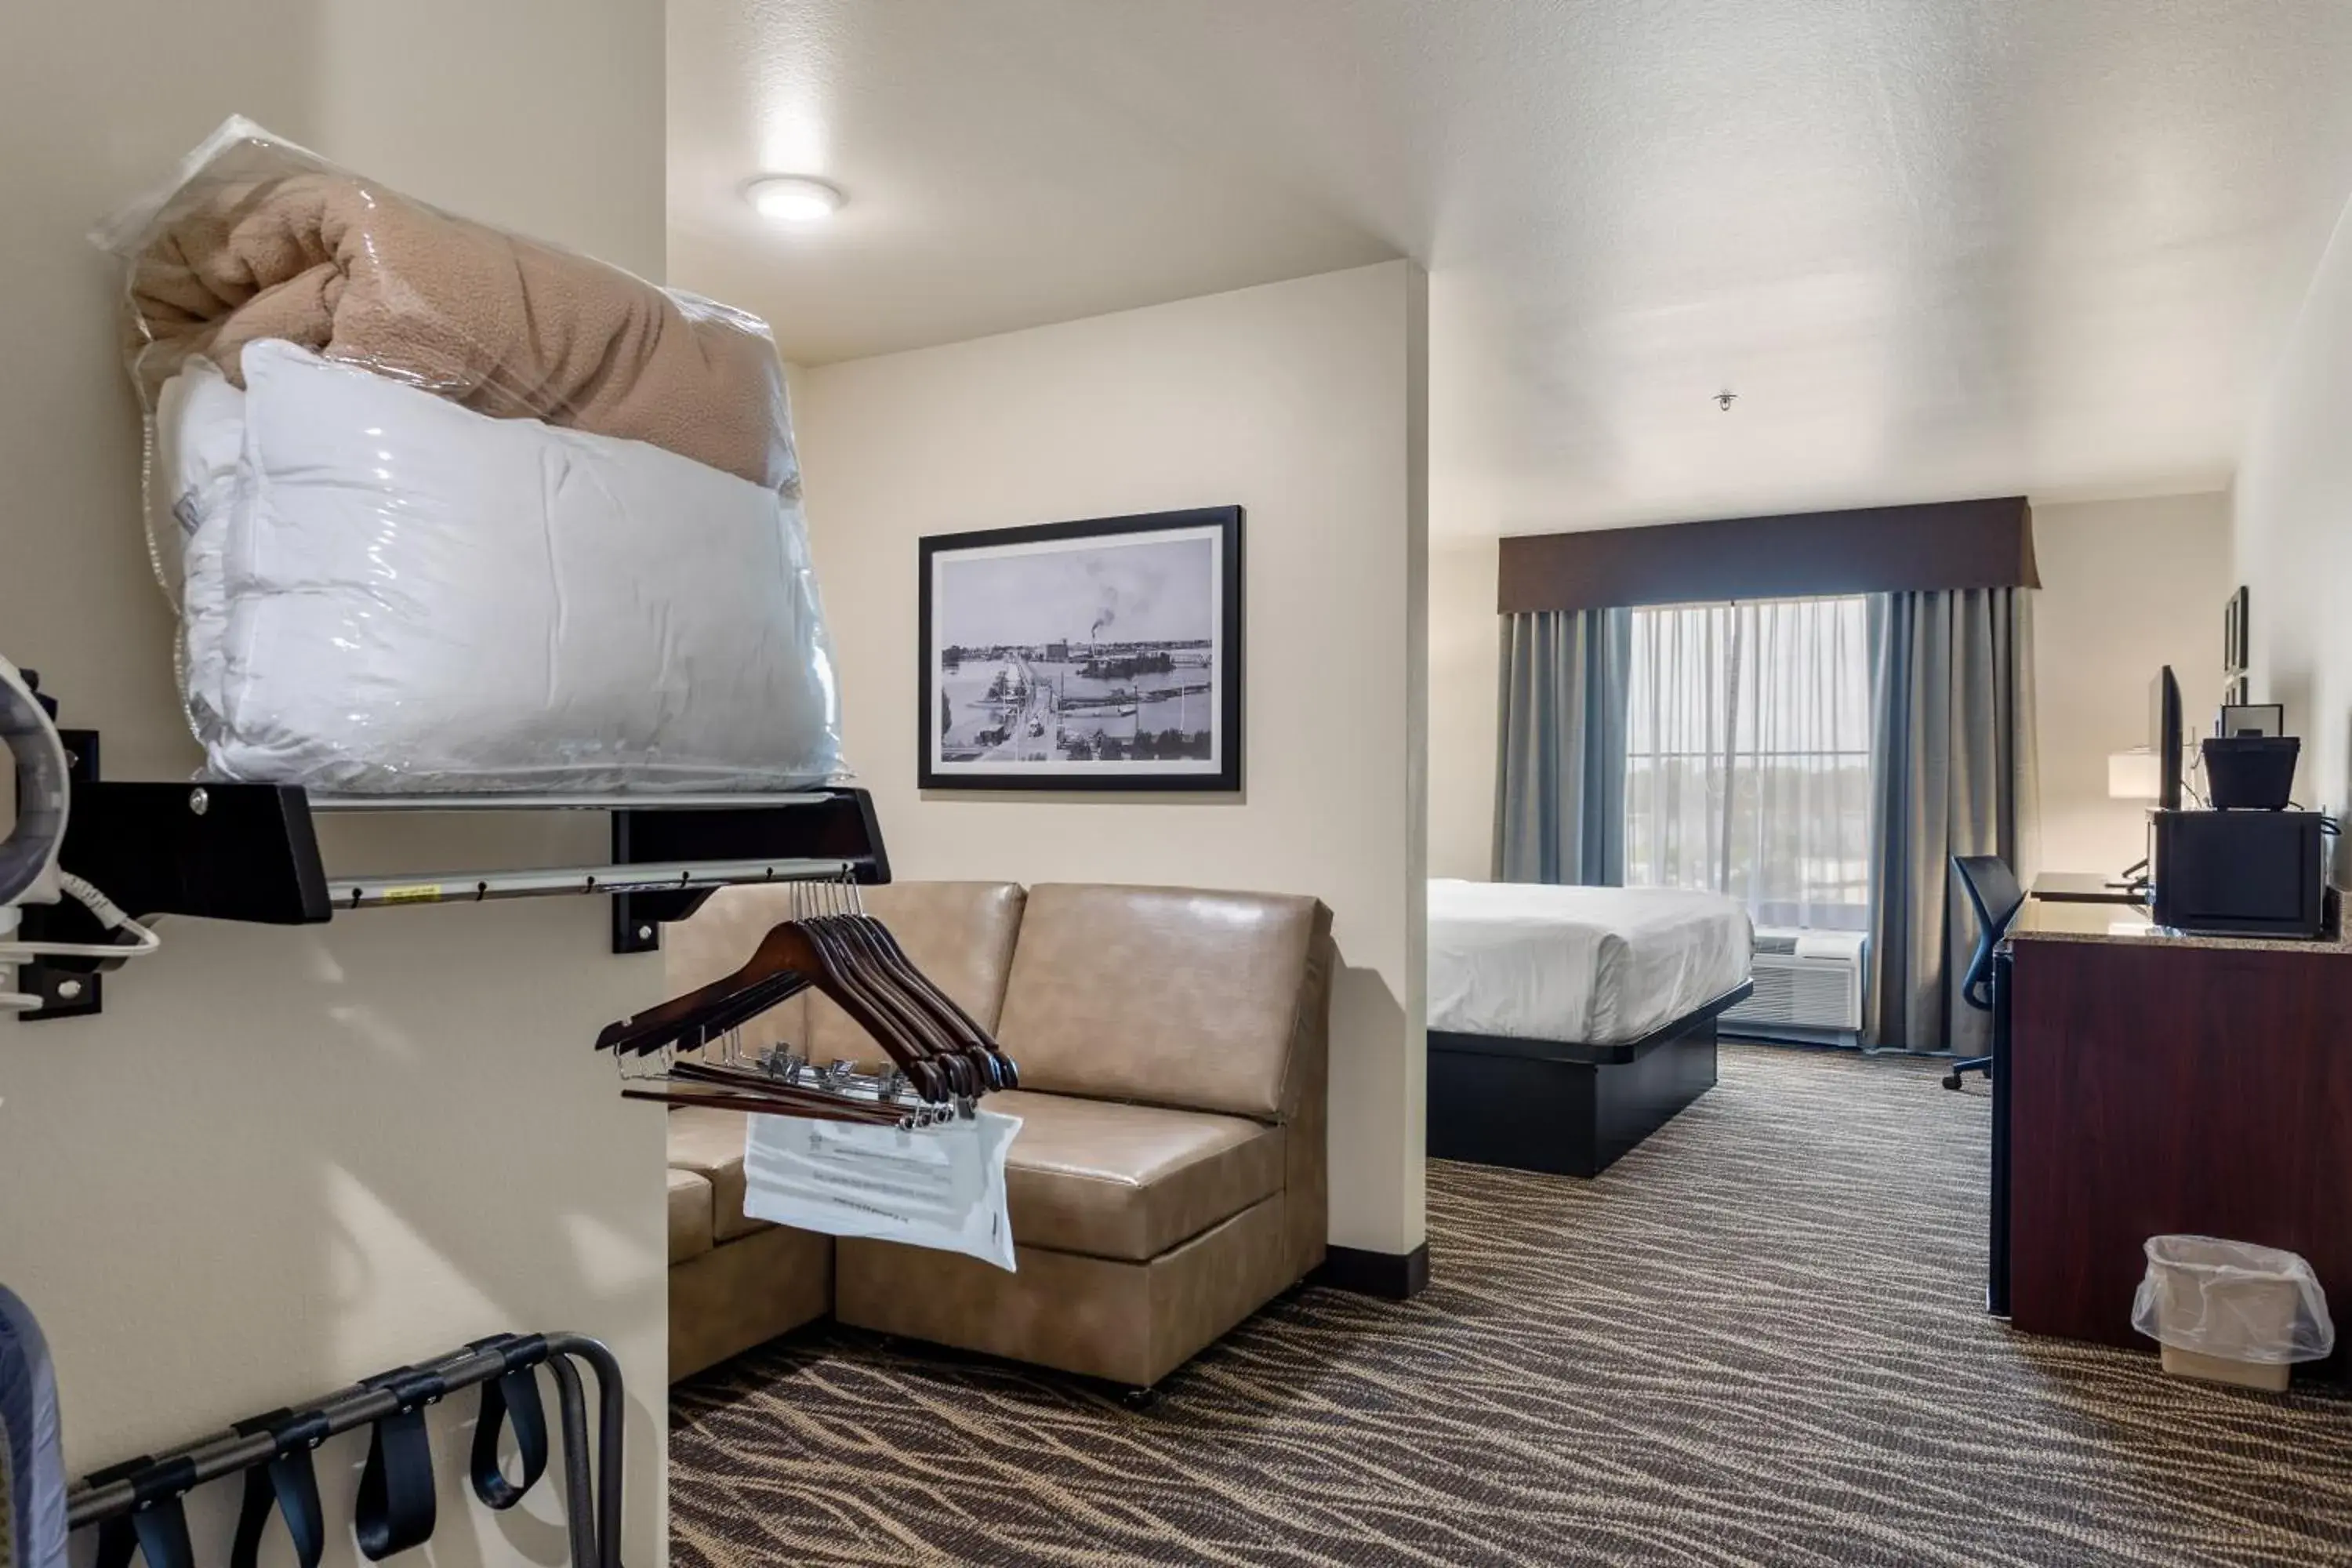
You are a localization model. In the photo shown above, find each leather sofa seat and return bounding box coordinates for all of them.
[668,1168,715,1265]
[666,1105,768,1243]
[660,883,1032,1381]
[991,1089,1285,1261]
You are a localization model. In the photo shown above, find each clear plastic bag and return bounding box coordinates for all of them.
[742,1109,1023,1272]
[92,115,797,499]
[2131,1235,2336,1365]
[92,118,843,793]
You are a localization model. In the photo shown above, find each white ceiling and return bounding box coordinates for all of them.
[667,0,2352,536]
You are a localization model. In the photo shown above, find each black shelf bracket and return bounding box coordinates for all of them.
[610,787,891,953]
[9,706,888,1020]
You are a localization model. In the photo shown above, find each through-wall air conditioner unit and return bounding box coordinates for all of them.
[1722,928,1867,1046]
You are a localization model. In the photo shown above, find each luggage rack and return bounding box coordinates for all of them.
[10,711,888,1022]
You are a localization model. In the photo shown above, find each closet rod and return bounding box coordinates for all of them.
[65,1331,625,1568]
[307,790,834,812]
[327,856,857,910]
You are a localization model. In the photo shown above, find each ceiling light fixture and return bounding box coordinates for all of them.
[745,175,844,226]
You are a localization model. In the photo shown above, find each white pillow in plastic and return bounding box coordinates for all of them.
[166,339,843,793]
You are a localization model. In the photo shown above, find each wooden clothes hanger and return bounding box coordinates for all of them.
[594,886,1016,1123]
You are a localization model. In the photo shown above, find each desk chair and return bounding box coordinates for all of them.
[1944,853,2025,1091]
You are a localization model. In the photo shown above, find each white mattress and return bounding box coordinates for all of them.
[1428,880,1754,1046]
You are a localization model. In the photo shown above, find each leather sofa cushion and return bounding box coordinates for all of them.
[666,1106,769,1243]
[804,881,1027,1062]
[993,1089,1284,1262]
[996,885,1321,1118]
[672,1225,833,1382]
[668,1167,715,1265]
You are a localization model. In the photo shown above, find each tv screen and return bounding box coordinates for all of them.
[2151,666,2183,811]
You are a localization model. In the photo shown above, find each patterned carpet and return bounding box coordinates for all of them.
[670,1044,2352,1566]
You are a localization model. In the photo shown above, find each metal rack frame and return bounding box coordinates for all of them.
[10,714,889,1022]
[66,1331,626,1568]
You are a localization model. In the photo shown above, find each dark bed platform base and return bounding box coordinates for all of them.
[1428,982,1754,1178]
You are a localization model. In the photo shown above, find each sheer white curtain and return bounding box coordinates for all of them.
[1624,596,1872,930]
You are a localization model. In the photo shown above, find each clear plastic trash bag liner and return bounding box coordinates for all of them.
[742,1110,1022,1272]
[2132,1234,2336,1365]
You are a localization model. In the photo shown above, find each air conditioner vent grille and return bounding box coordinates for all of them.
[1725,940,1866,1033]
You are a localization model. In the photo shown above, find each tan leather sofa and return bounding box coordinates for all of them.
[661,880,1334,1388]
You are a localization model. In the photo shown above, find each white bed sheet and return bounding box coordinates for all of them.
[1428,880,1754,1046]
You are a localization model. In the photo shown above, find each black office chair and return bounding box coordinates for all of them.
[1944,853,2025,1091]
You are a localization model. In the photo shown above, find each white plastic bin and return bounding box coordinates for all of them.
[2132,1235,2335,1392]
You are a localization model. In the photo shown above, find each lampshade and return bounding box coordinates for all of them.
[2107,749,2162,801]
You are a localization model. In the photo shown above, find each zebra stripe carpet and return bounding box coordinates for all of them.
[670,1044,2352,1566]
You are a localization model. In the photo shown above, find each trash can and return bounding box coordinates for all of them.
[2132,1235,2336,1392]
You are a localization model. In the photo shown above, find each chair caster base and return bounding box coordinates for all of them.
[1118,1385,1160,1413]
[1943,1073,1965,1091]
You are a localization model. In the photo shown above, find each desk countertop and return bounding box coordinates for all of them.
[2007,894,2349,953]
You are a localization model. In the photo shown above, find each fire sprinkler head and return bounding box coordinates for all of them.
[1714,390,1738,412]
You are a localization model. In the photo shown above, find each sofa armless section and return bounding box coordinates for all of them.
[832,884,1334,1387]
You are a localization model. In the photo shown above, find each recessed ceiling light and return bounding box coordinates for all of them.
[745,175,844,225]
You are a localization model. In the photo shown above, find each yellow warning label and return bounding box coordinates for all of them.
[379,884,444,905]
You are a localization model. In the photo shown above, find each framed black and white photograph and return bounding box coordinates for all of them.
[918,506,1243,791]
[2224,585,2249,677]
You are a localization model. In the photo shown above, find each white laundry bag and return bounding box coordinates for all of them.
[742,1110,1022,1271]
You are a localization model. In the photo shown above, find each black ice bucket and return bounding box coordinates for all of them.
[2201,735,2299,811]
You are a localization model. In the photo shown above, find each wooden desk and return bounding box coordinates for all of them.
[1997,897,2352,1366]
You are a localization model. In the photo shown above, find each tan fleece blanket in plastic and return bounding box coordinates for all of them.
[122,172,789,490]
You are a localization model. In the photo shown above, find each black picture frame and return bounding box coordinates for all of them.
[2223,585,2249,676]
[916,506,1243,792]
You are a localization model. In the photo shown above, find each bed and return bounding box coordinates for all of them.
[1427,879,1755,1177]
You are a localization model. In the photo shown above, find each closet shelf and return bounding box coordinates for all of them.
[12,717,888,1022]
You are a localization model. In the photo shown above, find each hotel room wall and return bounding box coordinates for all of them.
[1427,535,1504,882]
[788,261,1432,1258]
[2234,187,2352,876]
[2030,494,2233,878]
[0,5,670,1563]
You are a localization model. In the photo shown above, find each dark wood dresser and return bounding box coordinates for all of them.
[1998,896,2352,1364]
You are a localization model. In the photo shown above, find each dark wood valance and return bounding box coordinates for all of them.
[1497,496,2038,614]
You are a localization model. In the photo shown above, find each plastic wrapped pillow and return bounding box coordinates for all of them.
[162,340,841,793]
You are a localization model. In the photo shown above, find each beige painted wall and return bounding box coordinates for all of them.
[1427,536,1502,882]
[2031,494,2233,878]
[2236,191,2352,877]
[783,262,1431,1255]
[0,4,670,1563]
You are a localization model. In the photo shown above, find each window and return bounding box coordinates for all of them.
[1623,596,1872,931]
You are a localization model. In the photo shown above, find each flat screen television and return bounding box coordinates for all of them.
[2151,665,2183,811]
